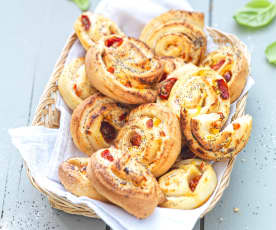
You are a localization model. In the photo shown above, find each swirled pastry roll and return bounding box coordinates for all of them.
[158,65,232,150]
[158,65,230,121]
[85,35,164,104]
[115,103,181,177]
[140,10,207,65]
[159,159,217,209]
[58,57,98,110]
[74,12,123,50]
[87,146,165,219]
[59,157,107,202]
[70,94,129,156]
[181,112,252,161]
[202,28,250,103]
[158,66,253,161]
[164,66,252,160]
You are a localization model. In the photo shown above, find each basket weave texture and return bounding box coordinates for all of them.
[29,32,248,219]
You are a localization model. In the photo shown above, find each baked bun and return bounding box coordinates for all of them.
[202,28,250,103]
[85,35,164,104]
[140,10,207,65]
[181,112,252,161]
[115,103,181,177]
[70,94,129,156]
[58,157,107,202]
[159,159,217,209]
[58,57,98,110]
[74,12,123,50]
[158,65,230,120]
[87,146,165,219]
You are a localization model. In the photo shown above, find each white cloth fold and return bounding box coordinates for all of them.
[9,0,255,229]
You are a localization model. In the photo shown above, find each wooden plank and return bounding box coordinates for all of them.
[0,0,38,224]
[0,0,104,229]
[205,0,276,229]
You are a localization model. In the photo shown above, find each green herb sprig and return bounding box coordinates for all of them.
[72,0,90,11]
[234,0,276,28]
[265,41,276,64]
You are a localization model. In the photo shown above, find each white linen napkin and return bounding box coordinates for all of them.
[9,0,255,229]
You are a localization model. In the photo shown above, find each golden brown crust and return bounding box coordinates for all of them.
[115,103,181,177]
[157,65,252,161]
[181,113,253,161]
[74,12,123,50]
[58,58,98,110]
[202,28,250,103]
[87,146,165,219]
[58,157,108,202]
[85,35,164,104]
[140,10,206,65]
[70,93,129,156]
[159,159,217,209]
[158,65,230,121]
[157,65,253,161]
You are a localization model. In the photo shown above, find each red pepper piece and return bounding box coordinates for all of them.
[107,66,115,73]
[160,130,166,137]
[159,73,168,83]
[146,119,153,128]
[119,112,128,121]
[158,78,178,100]
[130,132,142,147]
[73,84,81,97]
[223,71,232,82]
[189,175,202,192]
[105,37,123,47]
[233,123,240,130]
[211,59,225,71]
[101,149,114,162]
[81,15,91,31]
[125,81,132,88]
[217,79,229,100]
[100,121,117,143]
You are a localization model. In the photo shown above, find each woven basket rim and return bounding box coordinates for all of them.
[28,30,248,219]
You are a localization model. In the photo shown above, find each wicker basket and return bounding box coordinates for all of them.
[28,32,248,219]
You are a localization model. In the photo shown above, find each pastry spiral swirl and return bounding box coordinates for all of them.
[202,28,250,103]
[59,157,107,201]
[85,35,164,104]
[181,112,252,161]
[140,10,207,65]
[158,65,230,120]
[74,12,123,50]
[58,57,98,110]
[70,94,129,156]
[158,159,217,209]
[115,103,181,177]
[87,146,165,219]
[162,66,252,160]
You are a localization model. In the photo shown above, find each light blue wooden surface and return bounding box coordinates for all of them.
[205,0,276,229]
[0,0,275,229]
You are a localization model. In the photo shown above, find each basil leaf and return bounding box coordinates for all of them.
[72,0,90,11]
[234,0,276,28]
[246,0,271,8]
[265,41,276,64]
